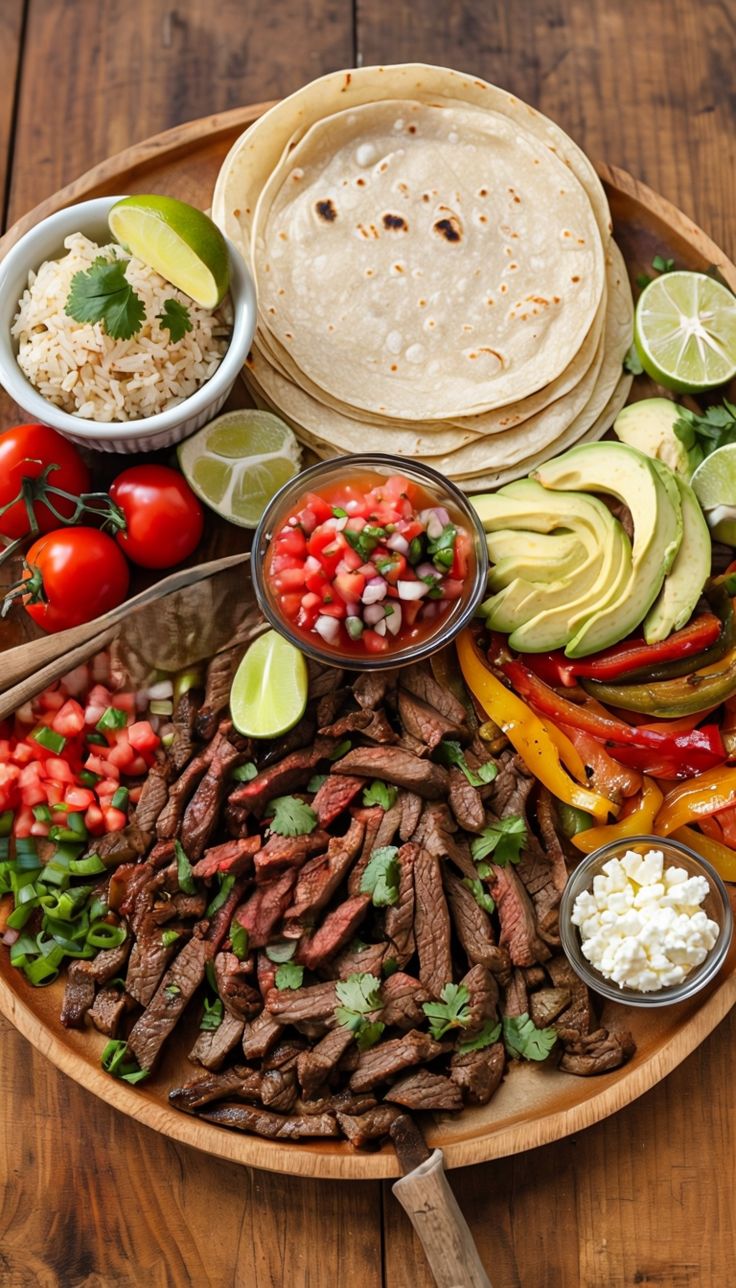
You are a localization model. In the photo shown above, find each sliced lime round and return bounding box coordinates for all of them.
[177,410,302,528]
[109,195,230,307]
[691,443,736,543]
[230,630,308,738]
[634,271,736,393]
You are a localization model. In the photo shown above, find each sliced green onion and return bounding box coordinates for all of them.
[174,839,196,895]
[33,805,52,823]
[49,826,87,844]
[23,957,59,986]
[31,726,66,754]
[68,853,106,876]
[0,839,10,862]
[17,882,40,907]
[200,996,224,1031]
[230,921,249,961]
[0,810,14,837]
[345,617,364,641]
[64,812,88,837]
[86,731,107,746]
[14,837,38,856]
[149,700,173,716]
[101,1039,149,1084]
[205,874,235,917]
[88,894,107,922]
[111,786,129,811]
[161,928,181,947]
[96,707,127,732]
[6,902,33,931]
[52,844,82,867]
[15,849,42,872]
[79,770,100,788]
[173,667,202,704]
[86,921,126,949]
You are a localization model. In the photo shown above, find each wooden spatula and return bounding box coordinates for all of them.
[390,1115,492,1288]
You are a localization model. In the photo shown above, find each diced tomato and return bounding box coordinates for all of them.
[363,629,390,654]
[19,763,46,806]
[45,781,65,806]
[102,806,128,833]
[335,547,363,573]
[110,691,136,715]
[451,531,472,581]
[44,756,75,784]
[0,763,20,811]
[270,551,301,574]
[402,600,423,628]
[30,821,50,838]
[439,579,464,600]
[13,807,34,838]
[38,688,65,712]
[64,786,95,811]
[10,741,33,765]
[279,593,303,619]
[106,732,136,770]
[380,554,407,585]
[128,756,149,776]
[127,721,160,754]
[84,803,105,835]
[51,699,86,737]
[396,519,423,541]
[334,572,366,604]
[85,753,118,779]
[318,599,347,620]
[307,524,346,576]
[127,786,142,805]
[274,526,307,559]
[273,566,307,592]
[301,493,333,524]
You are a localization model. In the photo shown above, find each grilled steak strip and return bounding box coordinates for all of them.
[385,1069,463,1112]
[297,1026,355,1098]
[399,665,468,726]
[229,739,337,814]
[383,843,417,969]
[502,969,529,1019]
[380,972,429,1030]
[180,735,241,859]
[459,963,499,1035]
[189,1011,245,1070]
[444,871,511,979]
[353,671,396,711]
[214,951,262,1021]
[286,817,365,921]
[412,803,476,879]
[397,689,468,750]
[242,1011,284,1061]
[87,986,129,1038]
[398,790,423,842]
[235,869,297,948]
[491,865,551,967]
[330,940,387,981]
[547,955,594,1037]
[297,894,370,969]
[530,988,572,1029]
[193,837,260,880]
[170,1065,262,1111]
[349,1030,446,1093]
[333,747,449,799]
[348,803,401,895]
[254,830,331,880]
[448,767,486,834]
[450,1043,505,1106]
[60,939,131,1029]
[133,754,172,832]
[156,734,223,840]
[558,1028,636,1075]
[170,690,201,772]
[337,1105,401,1146]
[319,708,398,744]
[199,1103,340,1138]
[311,774,365,827]
[127,935,210,1072]
[414,849,453,999]
[265,981,337,1025]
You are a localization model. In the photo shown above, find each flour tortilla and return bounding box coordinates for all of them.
[250,99,604,420]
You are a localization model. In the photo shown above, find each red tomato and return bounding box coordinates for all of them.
[0,424,90,540]
[109,465,204,569]
[20,528,129,633]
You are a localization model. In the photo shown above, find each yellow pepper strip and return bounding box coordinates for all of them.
[538,717,588,785]
[654,766,736,836]
[456,630,615,824]
[673,826,736,883]
[571,777,663,853]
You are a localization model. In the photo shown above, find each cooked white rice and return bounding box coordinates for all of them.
[11,232,231,422]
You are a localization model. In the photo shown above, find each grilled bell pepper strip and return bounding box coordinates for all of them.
[654,766,736,835]
[672,826,736,883]
[558,724,643,800]
[583,642,736,718]
[457,630,615,823]
[571,777,664,853]
[537,717,588,784]
[524,613,722,688]
[605,723,726,780]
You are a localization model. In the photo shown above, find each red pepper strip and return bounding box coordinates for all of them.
[502,657,673,750]
[607,724,726,780]
[522,613,722,687]
[559,723,643,800]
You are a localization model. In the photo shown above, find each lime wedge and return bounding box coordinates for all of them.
[230,630,308,738]
[108,195,230,307]
[691,444,736,544]
[177,410,302,527]
[634,271,736,393]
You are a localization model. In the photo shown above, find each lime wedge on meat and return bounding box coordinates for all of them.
[691,443,736,544]
[178,410,302,527]
[108,195,230,307]
[634,271,736,393]
[230,630,308,738]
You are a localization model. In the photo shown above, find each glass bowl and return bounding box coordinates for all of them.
[559,834,733,1008]
[251,453,489,671]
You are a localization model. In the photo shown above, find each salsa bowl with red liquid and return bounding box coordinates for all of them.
[251,454,489,670]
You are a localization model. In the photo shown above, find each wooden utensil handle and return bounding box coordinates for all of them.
[392,1149,492,1288]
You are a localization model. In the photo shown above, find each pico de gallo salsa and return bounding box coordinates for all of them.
[263,471,476,657]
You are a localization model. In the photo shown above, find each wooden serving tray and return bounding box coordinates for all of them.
[1,104,735,1180]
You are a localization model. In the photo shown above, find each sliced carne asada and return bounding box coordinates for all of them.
[353,670,396,711]
[259,708,317,767]
[546,955,594,1038]
[60,937,131,1028]
[127,934,210,1072]
[180,734,241,860]
[242,1010,284,1061]
[450,1043,505,1105]
[448,767,486,834]
[385,1069,463,1112]
[297,1026,355,1098]
[398,790,423,842]
[330,939,387,981]
[235,869,298,948]
[157,728,227,839]
[529,988,573,1029]
[229,738,337,815]
[193,836,260,880]
[491,865,551,967]
[260,1067,299,1112]
[207,875,251,953]
[125,922,190,1008]
[254,829,331,880]
[286,816,365,921]
[87,986,129,1038]
[522,965,548,989]
[383,843,417,970]
[311,774,365,827]
[133,753,172,832]
[333,746,449,799]
[300,1089,377,1117]
[399,665,468,727]
[412,803,476,879]
[256,952,277,1001]
[199,1103,340,1138]
[348,803,401,896]
[170,689,201,772]
[413,848,453,999]
[265,981,337,1026]
[502,969,529,1019]
[349,1030,446,1092]
[297,894,370,970]
[170,1065,262,1111]
[196,612,263,740]
[459,963,499,1035]
[308,659,344,700]
[486,750,534,819]
[316,687,348,728]
[337,1104,402,1146]
[397,689,467,750]
[319,708,398,744]
[380,972,429,1030]
[90,820,151,868]
[558,1027,636,1076]
[189,1011,245,1070]
[444,870,503,974]
[214,951,262,1021]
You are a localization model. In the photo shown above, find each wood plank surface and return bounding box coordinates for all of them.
[0,1,25,219]
[1,2,736,1286]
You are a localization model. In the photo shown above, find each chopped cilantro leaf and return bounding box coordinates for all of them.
[427,522,457,571]
[422,982,471,1039]
[157,297,192,342]
[635,272,652,289]
[362,780,398,809]
[359,846,400,907]
[231,761,258,783]
[674,397,736,470]
[200,997,224,1031]
[470,815,526,866]
[332,506,348,518]
[66,258,145,340]
[652,254,675,273]
[623,344,644,375]
[307,773,328,793]
[206,873,235,917]
[335,972,382,1033]
[267,795,318,837]
[328,739,352,761]
[355,1021,385,1051]
[161,929,181,948]
[275,962,304,990]
[230,922,249,961]
[456,1019,502,1054]
[435,739,498,787]
[174,839,196,894]
[502,1013,557,1062]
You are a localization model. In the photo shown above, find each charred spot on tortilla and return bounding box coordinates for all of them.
[407,124,417,134]
[433,216,462,243]
[356,177,366,186]
[382,213,408,231]
[571,275,581,283]
[316,199,337,222]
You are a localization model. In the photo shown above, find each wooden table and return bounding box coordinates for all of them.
[1,3,735,1284]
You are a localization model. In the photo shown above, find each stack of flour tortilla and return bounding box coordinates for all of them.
[213,64,633,489]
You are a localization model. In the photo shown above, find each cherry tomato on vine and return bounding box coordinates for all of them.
[109,465,204,569]
[18,528,130,633]
[0,424,90,540]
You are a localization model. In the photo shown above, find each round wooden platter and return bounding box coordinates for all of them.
[1,103,736,1181]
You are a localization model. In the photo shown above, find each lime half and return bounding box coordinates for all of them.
[691,443,736,544]
[634,271,736,393]
[178,410,302,527]
[109,195,230,307]
[230,630,308,738]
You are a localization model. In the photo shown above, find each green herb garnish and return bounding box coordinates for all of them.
[161,929,181,948]
[502,1013,557,1062]
[267,795,318,837]
[456,1019,502,1054]
[206,873,235,917]
[307,773,328,793]
[470,815,526,866]
[157,297,192,342]
[462,877,495,915]
[359,846,400,907]
[275,962,304,990]
[231,761,258,783]
[623,344,644,375]
[174,839,196,894]
[435,740,497,787]
[362,780,398,810]
[422,982,471,1039]
[66,259,146,340]
[101,1039,149,1084]
[200,996,224,1031]
[335,972,384,1049]
[230,921,249,960]
[674,397,736,471]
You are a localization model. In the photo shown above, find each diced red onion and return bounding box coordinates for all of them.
[386,532,409,555]
[2,928,19,947]
[416,562,437,581]
[373,618,387,637]
[315,614,341,644]
[364,603,386,626]
[362,577,388,605]
[397,579,428,601]
[146,679,173,701]
[304,555,322,577]
[419,507,450,540]
[60,664,89,696]
[84,703,106,725]
[16,701,35,725]
[345,500,363,515]
[386,604,402,636]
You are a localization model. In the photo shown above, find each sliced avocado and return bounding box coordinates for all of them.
[532,442,683,657]
[644,473,712,642]
[614,398,692,477]
[487,531,587,590]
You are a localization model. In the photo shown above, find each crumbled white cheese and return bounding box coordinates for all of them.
[571,848,720,992]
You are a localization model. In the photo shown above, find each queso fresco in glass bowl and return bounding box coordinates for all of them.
[251,454,488,669]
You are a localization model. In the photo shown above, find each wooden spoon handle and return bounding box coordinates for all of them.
[392,1149,492,1288]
